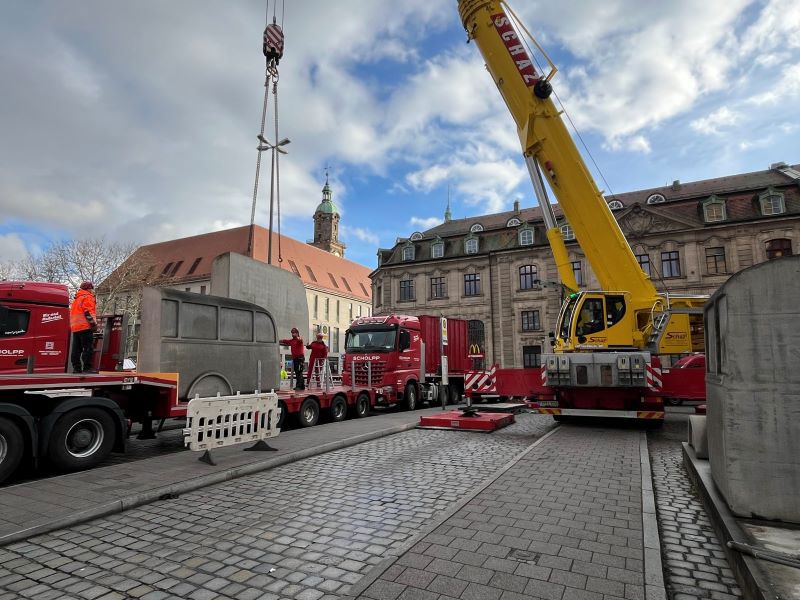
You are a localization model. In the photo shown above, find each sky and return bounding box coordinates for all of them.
[1,0,798,269]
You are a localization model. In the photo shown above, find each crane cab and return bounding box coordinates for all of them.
[554,291,640,352]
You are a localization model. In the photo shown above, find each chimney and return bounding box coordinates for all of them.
[513,199,520,213]
[671,180,681,191]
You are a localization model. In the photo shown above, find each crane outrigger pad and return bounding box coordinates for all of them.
[417,410,515,432]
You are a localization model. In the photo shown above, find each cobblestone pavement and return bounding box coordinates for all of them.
[0,414,555,600]
[648,410,742,600]
[355,424,646,600]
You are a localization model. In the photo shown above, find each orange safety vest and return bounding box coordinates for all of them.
[70,289,97,332]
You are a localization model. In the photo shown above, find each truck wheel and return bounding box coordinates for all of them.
[404,383,418,411]
[48,407,115,472]
[0,418,24,485]
[329,395,347,422]
[277,400,288,429]
[447,386,461,405]
[355,393,370,418]
[298,398,320,428]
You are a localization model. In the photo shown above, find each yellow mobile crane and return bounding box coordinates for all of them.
[458,0,706,356]
[458,1,708,421]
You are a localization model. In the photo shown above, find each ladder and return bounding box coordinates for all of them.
[308,358,333,392]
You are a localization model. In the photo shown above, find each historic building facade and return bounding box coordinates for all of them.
[372,162,800,369]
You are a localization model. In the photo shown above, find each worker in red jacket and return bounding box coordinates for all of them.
[279,328,305,390]
[306,333,329,386]
[70,281,98,373]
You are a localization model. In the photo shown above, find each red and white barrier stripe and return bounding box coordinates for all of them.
[646,364,662,390]
[464,365,497,393]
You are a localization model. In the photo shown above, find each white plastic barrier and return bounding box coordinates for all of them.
[183,392,280,457]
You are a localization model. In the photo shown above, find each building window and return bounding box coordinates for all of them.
[288,260,301,276]
[572,261,583,286]
[561,224,575,241]
[187,257,202,275]
[184,287,191,292]
[468,320,485,370]
[374,286,380,308]
[349,303,353,321]
[523,345,542,368]
[465,238,478,254]
[324,297,329,320]
[431,242,444,258]
[199,285,207,295]
[399,279,415,302]
[430,277,446,299]
[760,190,785,215]
[519,265,538,290]
[402,245,414,261]
[332,327,340,353]
[470,223,484,233]
[608,200,624,210]
[358,305,362,317]
[636,253,651,276]
[337,299,341,319]
[519,229,534,246]
[703,198,727,223]
[342,277,352,292]
[305,266,318,282]
[328,273,339,288]
[766,238,792,259]
[705,247,726,274]
[464,273,481,296]
[359,282,369,296]
[410,232,423,241]
[661,251,681,278]
[507,218,521,227]
[161,262,174,276]
[521,310,541,331]
[647,193,666,204]
[313,295,319,319]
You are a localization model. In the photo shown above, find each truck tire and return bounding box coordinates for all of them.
[404,382,418,411]
[329,395,347,422]
[447,386,461,405]
[355,393,370,418]
[298,398,320,428]
[277,400,288,429]
[0,417,24,485]
[47,407,115,472]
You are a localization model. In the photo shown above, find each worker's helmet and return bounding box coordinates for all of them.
[80,281,94,290]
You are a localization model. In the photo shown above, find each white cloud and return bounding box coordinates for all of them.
[746,64,800,106]
[340,225,379,246]
[0,234,29,263]
[409,216,442,230]
[690,106,741,135]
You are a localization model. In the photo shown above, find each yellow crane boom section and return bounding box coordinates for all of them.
[458,0,657,302]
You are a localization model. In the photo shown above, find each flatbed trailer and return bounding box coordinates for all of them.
[276,385,371,428]
[0,370,181,483]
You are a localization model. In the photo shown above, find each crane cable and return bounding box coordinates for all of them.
[247,0,285,262]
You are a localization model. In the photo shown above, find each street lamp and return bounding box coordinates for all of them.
[247,133,291,264]
[255,135,291,265]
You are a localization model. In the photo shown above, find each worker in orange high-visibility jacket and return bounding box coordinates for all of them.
[70,282,98,373]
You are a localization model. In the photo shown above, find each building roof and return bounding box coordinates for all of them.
[121,225,371,302]
[377,162,800,267]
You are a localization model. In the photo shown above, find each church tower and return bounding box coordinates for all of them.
[310,173,346,257]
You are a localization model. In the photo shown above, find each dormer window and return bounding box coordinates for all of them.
[608,200,624,210]
[402,244,415,261]
[506,218,521,227]
[469,223,484,233]
[465,237,479,254]
[702,195,727,223]
[647,193,666,204]
[431,241,444,259]
[519,229,534,246]
[759,188,785,216]
[410,232,423,241]
[560,224,575,241]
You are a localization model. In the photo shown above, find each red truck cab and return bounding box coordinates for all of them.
[0,282,71,374]
[342,315,422,406]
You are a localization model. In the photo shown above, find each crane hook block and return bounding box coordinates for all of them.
[263,23,285,62]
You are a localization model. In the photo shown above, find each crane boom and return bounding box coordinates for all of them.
[458,0,656,301]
